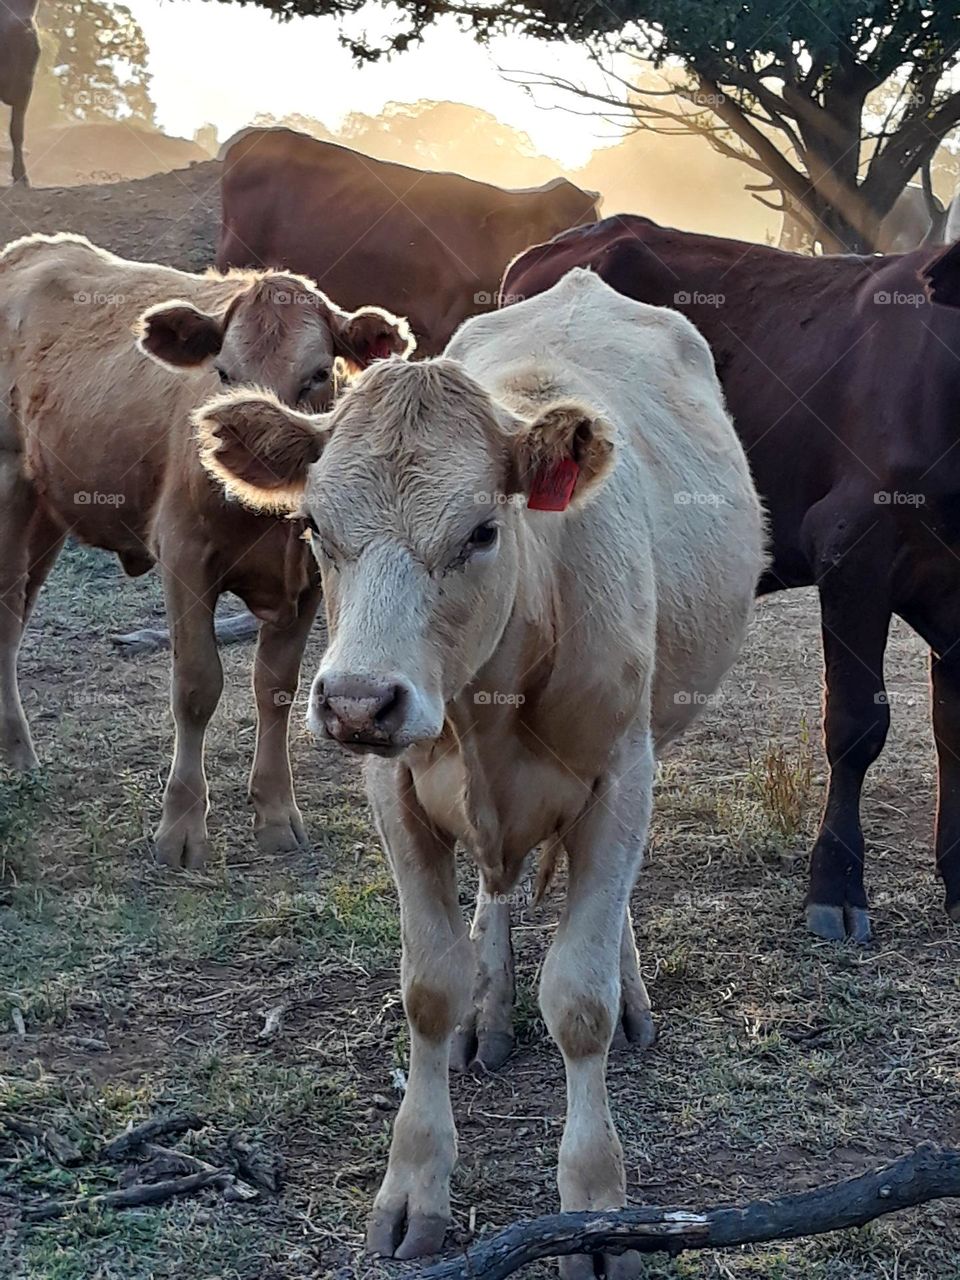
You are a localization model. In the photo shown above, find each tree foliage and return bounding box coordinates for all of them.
[36,0,155,126]
[225,0,960,250]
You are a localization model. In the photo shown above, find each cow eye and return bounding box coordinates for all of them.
[311,367,331,385]
[467,521,498,551]
[216,367,232,386]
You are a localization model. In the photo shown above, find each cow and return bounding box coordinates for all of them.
[0,232,412,868]
[875,182,948,253]
[0,2,39,186]
[190,268,765,1270]
[216,126,601,356]
[503,213,960,948]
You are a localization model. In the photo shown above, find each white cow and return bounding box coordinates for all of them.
[194,270,765,1276]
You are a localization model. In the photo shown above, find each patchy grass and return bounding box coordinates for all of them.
[3,546,959,1280]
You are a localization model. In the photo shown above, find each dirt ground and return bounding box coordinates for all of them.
[2,181,960,1280]
[0,161,220,272]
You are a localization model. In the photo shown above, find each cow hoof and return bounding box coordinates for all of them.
[805,902,871,943]
[153,830,211,870]
[843,905,872,943]
[612,1005,656,1053]
[561,1250,643,1279]
[450,1019,514,1073]
[366,1205,449,1260]
[254,813,308,855]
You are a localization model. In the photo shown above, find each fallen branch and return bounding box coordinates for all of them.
[1,1118,82,1166]
[23,1169,228,1222]
[423,1144,960,1280]
[101,1112,204,1161]
[138,1143,259,1202]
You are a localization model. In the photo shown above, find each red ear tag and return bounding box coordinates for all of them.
[527,458,580,512]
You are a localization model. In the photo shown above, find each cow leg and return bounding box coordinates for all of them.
[895,595,960,921]
[805,581,891,943]
[248,584,320,855]
[0,467,60,770]
[612,905,656,1051]
[154,557,222,869]
[928,652,960,920]
[450,883,515,1073]
[10,100,27,187]
[365,767,471,1261]
[542,728,653,1280]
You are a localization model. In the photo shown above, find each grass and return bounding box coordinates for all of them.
[2,548,959,1279]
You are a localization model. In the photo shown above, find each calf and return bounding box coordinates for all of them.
[194,270,764,1272]
[0,233,411,867]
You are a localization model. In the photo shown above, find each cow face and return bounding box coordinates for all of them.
[191,359,614,755]
[136,273,413,411]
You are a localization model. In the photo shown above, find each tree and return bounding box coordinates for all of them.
[228,1,960,252]
[35,1,155,127]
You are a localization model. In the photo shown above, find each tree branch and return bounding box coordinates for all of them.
[423,1145,960,1280]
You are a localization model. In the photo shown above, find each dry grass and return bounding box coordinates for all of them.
[2,543,960,1280]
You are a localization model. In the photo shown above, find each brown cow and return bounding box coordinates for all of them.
[504,215,960,944]
[0,232,412,867]
[216,126,600,355]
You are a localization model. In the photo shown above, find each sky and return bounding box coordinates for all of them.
[125,0,624,166]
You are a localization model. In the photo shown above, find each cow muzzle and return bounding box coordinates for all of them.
[309,672,418,756]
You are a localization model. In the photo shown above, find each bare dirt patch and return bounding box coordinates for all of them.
[0,161,220,271]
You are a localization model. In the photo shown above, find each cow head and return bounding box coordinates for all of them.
[136,272,414,410]
[192,359,615,754]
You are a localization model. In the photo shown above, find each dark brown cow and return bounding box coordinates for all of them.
[0,1,39,186]
[504,215,960,942]
[216,127,600,355]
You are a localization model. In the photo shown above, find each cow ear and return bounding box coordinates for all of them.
[509,401,615,512]
[192,390,331,513]
[332,305,415,372]
[923,241,960,308]
[137,300,226,368]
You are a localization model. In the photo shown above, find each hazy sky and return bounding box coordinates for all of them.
[125,1,621,165]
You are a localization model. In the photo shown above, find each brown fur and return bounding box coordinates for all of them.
[0,232,410,867]
[405,981,453,1043]
[555,997,615,1061]
[217,127,601,355]
[195,391,326,513]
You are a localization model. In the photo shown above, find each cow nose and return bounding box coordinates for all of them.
[315,673,408,743]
